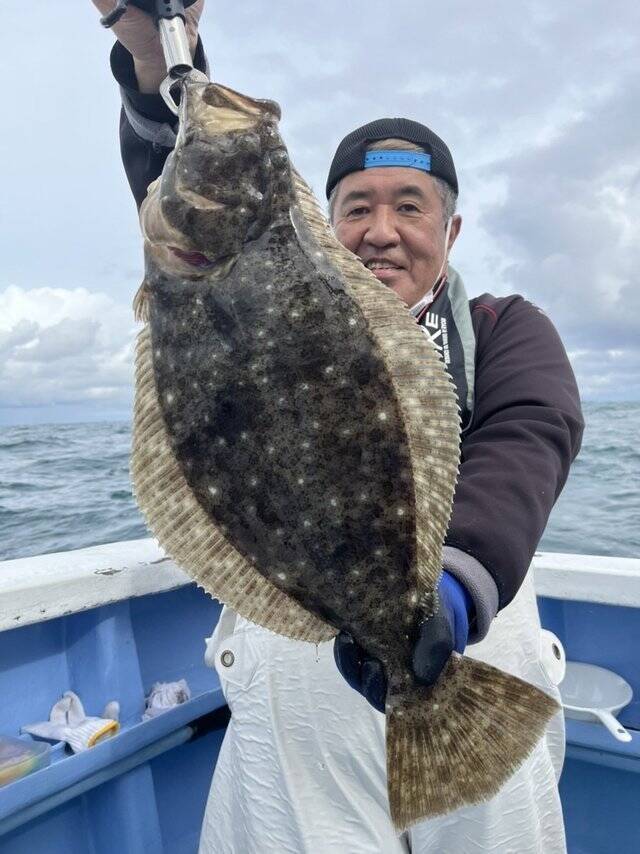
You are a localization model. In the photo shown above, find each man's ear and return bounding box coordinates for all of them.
[448,214,462,253]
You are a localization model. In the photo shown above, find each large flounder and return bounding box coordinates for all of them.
[131,78,558,829]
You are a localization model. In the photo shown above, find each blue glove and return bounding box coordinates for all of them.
[333,571,473,713]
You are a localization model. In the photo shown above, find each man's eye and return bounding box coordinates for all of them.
[398,203,420,213]
[346,207,369,217]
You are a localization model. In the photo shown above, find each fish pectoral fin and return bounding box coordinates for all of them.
[385,655,559,829]
[133,279,151,323]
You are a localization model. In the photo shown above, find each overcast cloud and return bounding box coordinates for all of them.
[1,0,638,423]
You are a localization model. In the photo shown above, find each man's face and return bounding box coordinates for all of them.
[332,168,460,307]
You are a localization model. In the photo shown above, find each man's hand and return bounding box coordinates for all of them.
[333,571,473,713]
[91,0,204,93]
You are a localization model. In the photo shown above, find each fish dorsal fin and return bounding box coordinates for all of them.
[131,324,336,643]
[291,171,460,600]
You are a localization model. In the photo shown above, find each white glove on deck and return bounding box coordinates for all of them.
[22,691,119,753]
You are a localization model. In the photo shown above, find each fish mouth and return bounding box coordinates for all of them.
[169,247,216,269]
[181,80,281,136]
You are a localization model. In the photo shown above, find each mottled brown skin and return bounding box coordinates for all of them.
[145,82,425,688]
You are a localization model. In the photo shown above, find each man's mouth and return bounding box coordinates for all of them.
[363,259,404,280]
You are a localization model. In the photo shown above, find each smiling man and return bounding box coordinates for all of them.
[93,1,584,850]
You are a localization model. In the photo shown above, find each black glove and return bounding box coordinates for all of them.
[333,572,472,713]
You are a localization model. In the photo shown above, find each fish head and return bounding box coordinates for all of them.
[140,80,290,278]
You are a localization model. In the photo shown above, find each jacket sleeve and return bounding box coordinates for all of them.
[444,295,584,611]
[109,38,208,209]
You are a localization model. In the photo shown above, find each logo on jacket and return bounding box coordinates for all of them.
[419,312,451,366]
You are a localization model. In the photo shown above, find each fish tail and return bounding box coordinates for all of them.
[385,654,559,830]
[133,279,150,323]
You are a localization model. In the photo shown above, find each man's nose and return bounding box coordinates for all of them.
[363,207,399,248]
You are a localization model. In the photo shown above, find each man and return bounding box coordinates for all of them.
[93,2,584,851]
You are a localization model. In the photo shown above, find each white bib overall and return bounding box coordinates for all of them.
[199,572,566,854]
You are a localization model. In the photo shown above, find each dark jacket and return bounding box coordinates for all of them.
[110,42,584,637]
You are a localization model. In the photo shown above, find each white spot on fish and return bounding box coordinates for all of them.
[350,569,360,577]
[348,318,357,327]
[290,310,300,319]
[303,519,311,528]
[165,392,174,404]
[347,589,356,597]
[378,411,388,421]
[217,437,226,446]
[301,383,310,391]
[155,349,162,357]
[397,507,405,516]
[266,284,273,291]
[278,397,286,405]
[276,528,284,537]
[262,377,269,384]
[298,478,305,485]
[312,421,320,429]
[277,572,287,581]
[374,548,383,557]
[314,251,323,258]
[324,365,335,375]
[250,477,258,486]
[330,498,338,507]
[410,592,418,604]
[268,446,276,454]
[196,298,203,306]
[241,432,248,440]
[301,441,310,449]
[208,486,218,496]
[359,493,367,501]
[265,260,274,268]
[192,382,198,389]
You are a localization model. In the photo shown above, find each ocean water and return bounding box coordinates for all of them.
[0,403,638,563]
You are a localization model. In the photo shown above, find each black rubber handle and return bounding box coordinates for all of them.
[130,0,198,19]
[101,0,198,28]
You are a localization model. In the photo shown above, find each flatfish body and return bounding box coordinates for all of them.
[132,79,558,828]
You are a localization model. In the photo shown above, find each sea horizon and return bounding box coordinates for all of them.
[1,402,639,564]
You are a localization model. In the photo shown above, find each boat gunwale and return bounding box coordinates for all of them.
[1,539,639,631]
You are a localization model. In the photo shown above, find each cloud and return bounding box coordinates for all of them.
[0,286,137,410]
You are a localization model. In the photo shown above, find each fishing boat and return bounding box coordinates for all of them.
[0,539,638,853]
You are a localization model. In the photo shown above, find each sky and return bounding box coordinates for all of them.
[1,0,639,425]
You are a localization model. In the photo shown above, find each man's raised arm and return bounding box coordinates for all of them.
[91,0,205,208]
